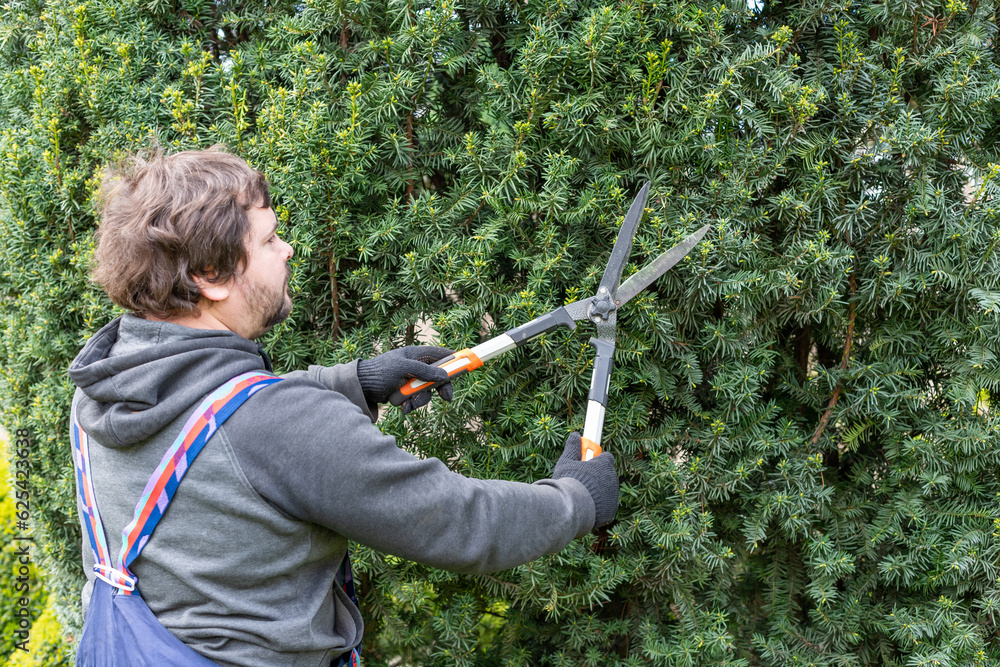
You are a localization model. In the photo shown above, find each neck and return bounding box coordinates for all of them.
[145,306,235,335]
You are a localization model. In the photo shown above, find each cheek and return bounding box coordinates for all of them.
[270,254,288,279]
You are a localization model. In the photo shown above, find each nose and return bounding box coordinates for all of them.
[281,238,294,261]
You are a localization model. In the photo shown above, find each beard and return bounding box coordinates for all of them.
[242,266,292,339]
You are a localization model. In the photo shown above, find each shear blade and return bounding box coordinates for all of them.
[614,224,711,308]
[598,182,651,296]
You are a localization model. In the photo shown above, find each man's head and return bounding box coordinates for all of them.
[93,144,293,339]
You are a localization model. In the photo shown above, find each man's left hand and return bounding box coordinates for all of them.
[357,346,455,414]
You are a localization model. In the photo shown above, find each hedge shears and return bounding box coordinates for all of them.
[389,183,710,460]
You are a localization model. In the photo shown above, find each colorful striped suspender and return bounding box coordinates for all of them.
[71,372,282,596]
[338,556,362,667]
[72,414,119,587]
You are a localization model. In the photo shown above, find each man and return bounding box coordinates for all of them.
[69,145,619,666]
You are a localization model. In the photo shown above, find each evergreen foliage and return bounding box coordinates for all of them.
[1,0,1000,664]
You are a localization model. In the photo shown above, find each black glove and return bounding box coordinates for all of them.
[356,346,455,414]
[553,432,619,529]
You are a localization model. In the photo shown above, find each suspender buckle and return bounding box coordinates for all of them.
[94,564,136,592]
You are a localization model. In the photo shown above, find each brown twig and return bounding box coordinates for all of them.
[463,198,486,229]
[405,112,415,202]
[811,272,856,446]
[329,253,341,341]
[340,23,350,85]
[919,13,953,53]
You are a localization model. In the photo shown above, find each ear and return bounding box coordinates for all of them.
[191,271,231,303]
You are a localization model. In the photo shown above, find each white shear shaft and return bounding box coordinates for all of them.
[404,334,517,392]
[582,401,605,460]
[471,334,517,363]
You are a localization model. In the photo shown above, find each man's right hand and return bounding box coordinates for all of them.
[553,432,619,528]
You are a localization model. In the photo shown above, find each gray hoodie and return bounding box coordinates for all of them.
[69,314,595,666]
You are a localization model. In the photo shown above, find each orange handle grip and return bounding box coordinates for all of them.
[396,348,483,398]
[581,437,602,460]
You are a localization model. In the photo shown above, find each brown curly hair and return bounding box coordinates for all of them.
[92,144,271,318]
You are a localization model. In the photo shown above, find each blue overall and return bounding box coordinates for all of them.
[72,372,361,667]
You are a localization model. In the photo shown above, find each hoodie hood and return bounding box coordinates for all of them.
[69,314,270,448]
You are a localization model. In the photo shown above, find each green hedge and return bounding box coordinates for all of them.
[2,0,1000,664]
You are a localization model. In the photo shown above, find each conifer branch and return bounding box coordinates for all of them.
[476,572,519,594]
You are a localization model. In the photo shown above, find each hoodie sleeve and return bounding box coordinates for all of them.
[222,378,596,575]
[280,359,378,423]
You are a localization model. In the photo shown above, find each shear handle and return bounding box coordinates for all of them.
[581,337,615,460]
[505,307,577,345]
[388,307,578,407]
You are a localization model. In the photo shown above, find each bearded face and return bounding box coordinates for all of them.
[241,263,292,340]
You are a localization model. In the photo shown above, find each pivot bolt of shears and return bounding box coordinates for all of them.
[588,289,615,322]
